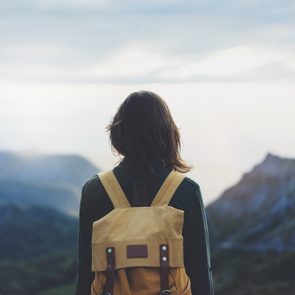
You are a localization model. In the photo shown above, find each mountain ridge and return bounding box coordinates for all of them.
[207,152,295,252]
[0,150,101,215]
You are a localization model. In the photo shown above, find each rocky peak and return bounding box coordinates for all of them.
[241,152,295,182]
[207,152,295,252]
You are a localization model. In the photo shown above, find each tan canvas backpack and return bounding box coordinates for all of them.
[91,169,192,295]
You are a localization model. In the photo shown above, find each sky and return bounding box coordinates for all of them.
[0,0,295,204]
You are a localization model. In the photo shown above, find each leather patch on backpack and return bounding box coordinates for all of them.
[127,244,148,258]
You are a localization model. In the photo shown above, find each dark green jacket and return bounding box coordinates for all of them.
[75,157,214,295]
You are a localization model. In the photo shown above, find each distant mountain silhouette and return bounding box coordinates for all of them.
[0,151,100,214]
[0,150,101,294]
[207,153,295,253]
[207,153,295,295]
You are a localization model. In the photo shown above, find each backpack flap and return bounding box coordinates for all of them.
[91,205,184,271]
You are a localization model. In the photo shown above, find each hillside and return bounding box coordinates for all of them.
[0,204,77,295]
[0,151,102,294]
[207,153,295,294]
[0,151,100,214]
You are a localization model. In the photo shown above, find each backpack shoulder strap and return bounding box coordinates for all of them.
[98,170,131,208]
[151,169,186,207]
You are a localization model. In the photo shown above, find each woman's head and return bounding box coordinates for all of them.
[106,90,193,176]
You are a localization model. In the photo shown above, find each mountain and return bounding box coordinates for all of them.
[207,153,295,295]
[0,151,101,293]
[0,204,77,295]
[0,151,99,189]
[207,153,295,252]
[0,151,100,214]
[0,204,77,260]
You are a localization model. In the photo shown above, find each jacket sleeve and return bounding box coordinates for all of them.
[75,180,95,295]
[183,184,214,295]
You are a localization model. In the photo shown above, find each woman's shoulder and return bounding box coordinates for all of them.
[182,175,200,190]
[179,174,202,197]
[79,173,115,219]
[174,174,204,209]
[82,174,99,192]
[80,173,103,204]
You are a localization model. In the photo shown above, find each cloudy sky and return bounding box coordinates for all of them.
[0,0,295,204]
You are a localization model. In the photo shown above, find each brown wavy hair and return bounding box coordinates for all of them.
[106,90,193,178]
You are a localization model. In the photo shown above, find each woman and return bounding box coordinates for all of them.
[75,90,214,295]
